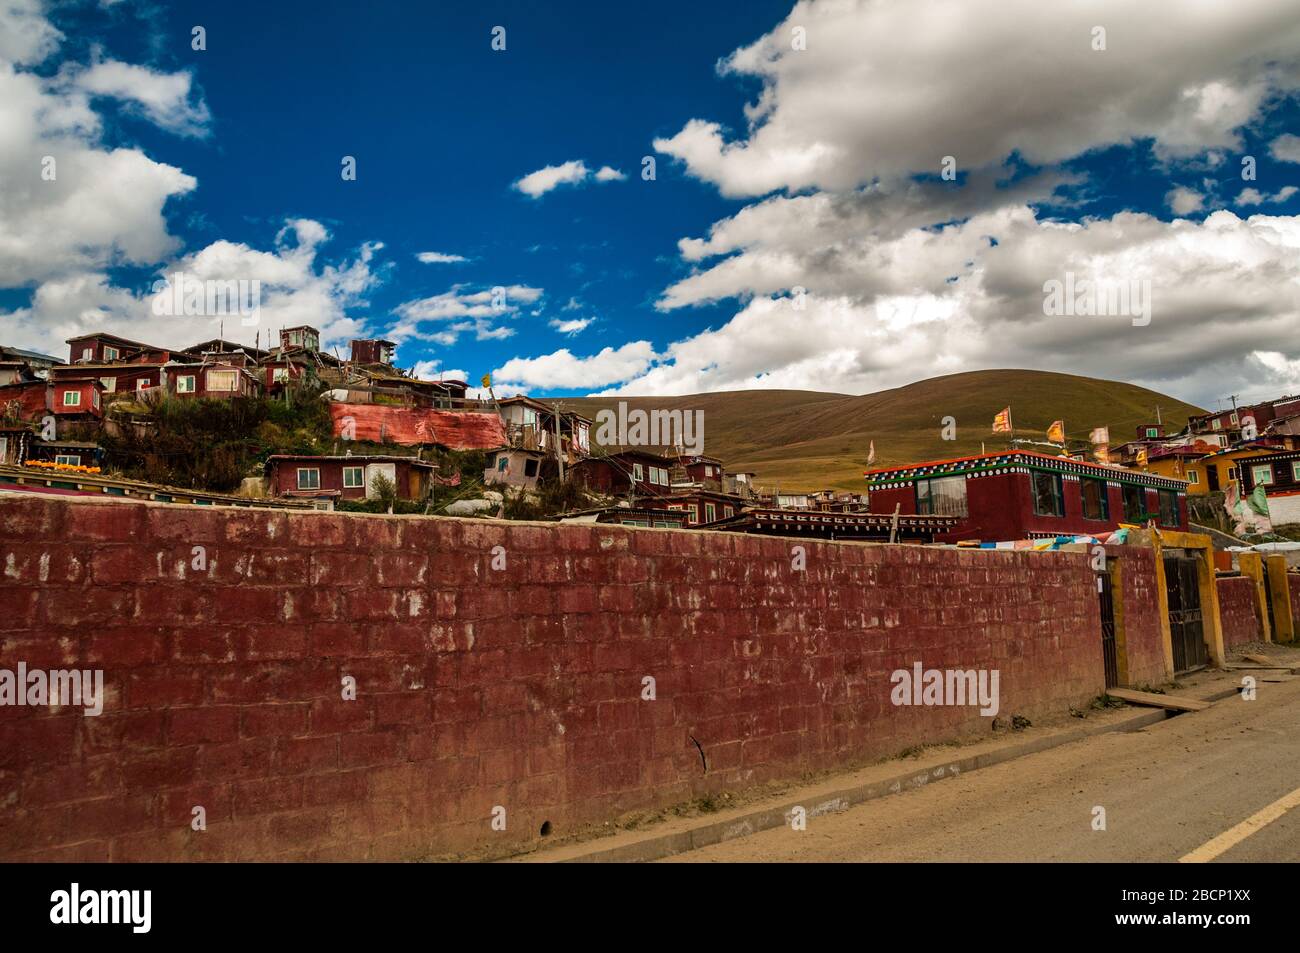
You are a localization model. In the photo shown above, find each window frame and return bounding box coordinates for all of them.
[297,467,321,490]
[632,463,644,482]
[103,346,119,361]
[54,454,79,466]
[1080,477,1109,521]
[1252,464,1274,486]
[176,375,196,394]
[1122,483,1147,522]
[1158,489,1180,527]
[342,466,365,489]
[206,369,239,393]
[62,390,81,407]
[915,475,969,517]
[1030,470,1065,517]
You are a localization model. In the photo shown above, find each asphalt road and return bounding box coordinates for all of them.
[668,675,1300,862]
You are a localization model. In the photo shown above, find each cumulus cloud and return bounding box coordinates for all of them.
[0,0,62,65]
[0,61,197,286]
[389,284,543,346]
[1,219,385,356]
[493,342,657,391]
[654,0,1300,197]
[1166,187,1205,216]
[1236,186,1299,206]
[1270,133,1300,164]
[415,251,468,264]
[602,207,1300,405]
[512,159,628,197]
[549,316,593,335]
[73,60,211,136]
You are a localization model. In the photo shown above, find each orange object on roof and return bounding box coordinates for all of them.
[328,402,505,450]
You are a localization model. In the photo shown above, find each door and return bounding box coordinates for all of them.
[1097,572,1119,689]
[1164,553,1207,672]
[1206,465,1220,492]
[364,462,397,500]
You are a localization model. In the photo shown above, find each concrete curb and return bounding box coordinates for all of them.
[542,685,1243,864]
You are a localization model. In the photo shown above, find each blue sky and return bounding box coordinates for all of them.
[3,0,1299,408]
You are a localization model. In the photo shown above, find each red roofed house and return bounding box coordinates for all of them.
[865,450,1189,543]
[265,454,438,505]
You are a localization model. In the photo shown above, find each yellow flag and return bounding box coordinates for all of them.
[1046,420,1065,443]
[1136,447,1148,467]
[481,373,491,389]
[992,407,1013,433]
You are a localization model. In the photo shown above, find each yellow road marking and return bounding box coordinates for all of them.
[1179,785,1300,863]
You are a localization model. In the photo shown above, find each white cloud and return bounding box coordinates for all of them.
[1237,185,1299,206]
[493,342,657,391]
[1166,187,1205,216]
[0,0,62,66]
[410,360,469,382]
[585,206,1300,406]
[2,219,385,356]
[73,60,210,136]
[512,159,629,197]
[389,284,543,346]
[654,0,1300,197]
[549,317,593,335]
[0,60,197,287]
[415,251,468,264]
[1270,133,1300,164]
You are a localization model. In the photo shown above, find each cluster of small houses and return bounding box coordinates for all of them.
[2,326,1298,546]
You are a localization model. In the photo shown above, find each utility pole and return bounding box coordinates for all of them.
[1155,405,1161,425]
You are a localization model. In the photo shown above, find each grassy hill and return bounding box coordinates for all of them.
[549,369,1207,492]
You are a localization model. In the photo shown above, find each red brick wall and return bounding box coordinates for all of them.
[1104,545,1167,686]
[1217,575,1262,649]
[1,495,1109,862]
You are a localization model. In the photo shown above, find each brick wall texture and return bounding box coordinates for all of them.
[1217,575,1262,649]
[1105,545,1167,686]
[2,496,1116,861]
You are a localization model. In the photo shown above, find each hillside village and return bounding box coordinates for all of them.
[1,327,1298,548]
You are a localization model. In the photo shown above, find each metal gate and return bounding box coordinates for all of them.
[1164,554,1207,673]
[1097,572,1119,688]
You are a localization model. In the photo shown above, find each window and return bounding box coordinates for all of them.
[633,463,644,482]
[136,378,150,391]
[1158,490,1179,527]
[915,475,968,517]
[103,346,119,361]
[1211,419,1222,430]
[1031,470,1064,517]
[1252,464,1274,486]
[81,347,93,361]
[1230,412,1239,425]
[273,367,290,382]
[704,503,717,523]
[62,390,80,407]
[100,377,116,392]
[55,455,79,466]
[724,506,734,518]
[688,504,699,524]
[1146,427,1158,438]
[343,466,364,488]
[207,370,238,392]
[297,468,321,490]
[1293,461,1300,482]
[524,458,538,478]
[177,375,196,393]
[497,456,508,472]
[1080,478,1109,520]
[1122,484,1147,522]
[1187,469,1200,485]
